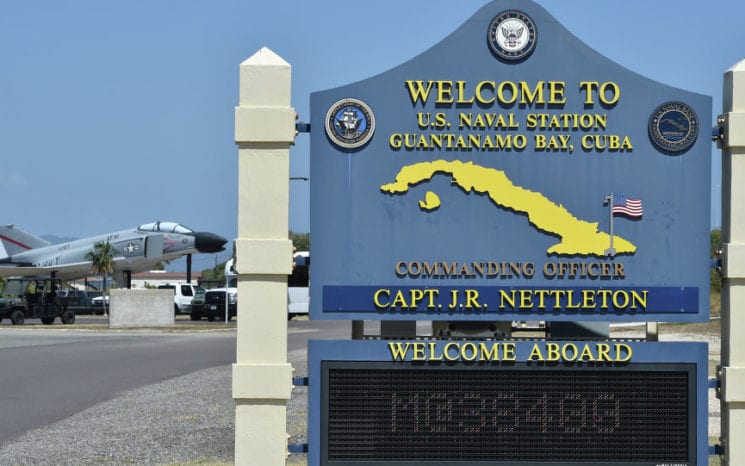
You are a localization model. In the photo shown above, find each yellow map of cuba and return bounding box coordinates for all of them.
[380,160,636,256]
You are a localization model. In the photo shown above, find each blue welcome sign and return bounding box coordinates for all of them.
[309,0,711,322]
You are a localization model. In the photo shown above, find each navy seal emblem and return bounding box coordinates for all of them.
[325,98,375,149]
[487,10,537,61]
[648,101,699,154]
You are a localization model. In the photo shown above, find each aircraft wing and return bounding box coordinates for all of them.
[0,265,49,278]
[0,262,96,280]
[0,234,167,281]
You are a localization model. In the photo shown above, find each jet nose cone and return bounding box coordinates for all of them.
[195,232,228,253]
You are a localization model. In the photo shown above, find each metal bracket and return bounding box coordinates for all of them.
[713,114,726,149]
[295,122,311,133]
[288,443,309,454]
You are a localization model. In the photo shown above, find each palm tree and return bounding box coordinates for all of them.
[85,241,118,315]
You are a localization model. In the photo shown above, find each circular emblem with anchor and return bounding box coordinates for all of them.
[648,101,699,154]
[325,98,375,149]
[487,10,537,61]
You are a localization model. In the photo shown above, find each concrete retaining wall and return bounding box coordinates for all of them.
[109,289,174,328]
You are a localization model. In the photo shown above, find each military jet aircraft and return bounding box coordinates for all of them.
[0,221,227,285]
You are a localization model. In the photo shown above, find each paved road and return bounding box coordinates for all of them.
[0,319,351,444]
[0,330,236,443]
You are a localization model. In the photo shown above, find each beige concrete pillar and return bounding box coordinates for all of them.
[233,47,295,466]
[720,58,745,465]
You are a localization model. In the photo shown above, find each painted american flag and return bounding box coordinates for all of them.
[611,194,643,218]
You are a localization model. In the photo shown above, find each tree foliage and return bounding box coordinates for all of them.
[711,229,722,293]
[201,261,226,284]
[290,231,309,252]
[85,241,118,314]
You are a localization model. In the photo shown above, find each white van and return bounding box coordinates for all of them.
[288,251,309,319]
[157,283,205,315]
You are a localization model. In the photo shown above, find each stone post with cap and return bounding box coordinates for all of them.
[719,57,745,465]
[232,47,295,465]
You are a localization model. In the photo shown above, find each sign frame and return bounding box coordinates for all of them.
[309,0,712,323]
[308,339,709,466]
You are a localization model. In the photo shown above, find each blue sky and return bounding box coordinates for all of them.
[1,0,741,272]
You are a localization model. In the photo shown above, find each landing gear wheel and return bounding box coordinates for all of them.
[60,309,76,325]
[10,310,24,325]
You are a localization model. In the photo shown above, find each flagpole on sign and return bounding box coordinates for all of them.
[604,194,616,257]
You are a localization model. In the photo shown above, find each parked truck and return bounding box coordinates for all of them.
[190,252,310,322]
[190,259,237,322]
[60,289,104,315]
[157,283,205,315]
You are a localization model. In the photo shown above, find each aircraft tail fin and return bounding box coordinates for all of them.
[0,225,51,258]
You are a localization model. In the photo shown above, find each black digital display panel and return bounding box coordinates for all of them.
[321,362,695,465]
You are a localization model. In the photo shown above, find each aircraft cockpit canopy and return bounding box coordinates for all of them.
[137,222,194,235]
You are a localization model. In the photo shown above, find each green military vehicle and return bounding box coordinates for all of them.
[0,277,76,325]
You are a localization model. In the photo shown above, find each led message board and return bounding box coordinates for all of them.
[308,340,708,466]
[309,0,711,321]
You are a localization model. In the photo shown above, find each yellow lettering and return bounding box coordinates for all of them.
[461,343,478,361]
[597,289,612,309]
[499,290,515,309]
[519,289,533,308]
[373,289,390,308]
[582,290,596,308]
[519,81,544,105]
[612,290,629,308]
[565,290,581,309]
[478,343,499,361]
[630,290,647,310]
[412,342,426,361]
[436,81,454,103]
[535,289,549,309]
[410,289,424,307]
[578,344,596,361]
[503,343,517,361]
[548,81,566,104]
[455,80,474,104]
[428,342,443,361]
[444,342,460,361]
[528,343,545,361]
[497,81,518,105]
[388,342,410,361]
[615,343,632,362]
[405,80,435,105]
[561,343,578,361]
[391,290,408,308]
[475,81,496,104]
[596,343,612,362]
[546,343,561,361]
[579,81,598,105]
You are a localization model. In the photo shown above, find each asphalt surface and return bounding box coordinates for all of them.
[0,318,350,451]
[0,330,236,443]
